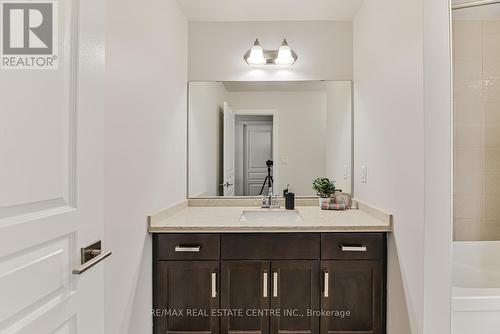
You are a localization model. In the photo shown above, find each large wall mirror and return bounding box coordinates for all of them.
[188,81,353,197]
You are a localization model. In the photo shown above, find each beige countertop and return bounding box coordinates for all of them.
[148,201,392,233]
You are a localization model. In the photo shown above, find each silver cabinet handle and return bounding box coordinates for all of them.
[175,245,201,252]
[72,250,112,275]
[263,271,268,297]
[211,272,217,298]
[341,245,367,252]
[220,182,233,188]
[273,272,278,297]
[323,271,329,298]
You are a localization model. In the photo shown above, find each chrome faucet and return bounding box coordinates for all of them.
[261,186,280,209]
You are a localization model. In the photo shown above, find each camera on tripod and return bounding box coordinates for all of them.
[259,160,274,195]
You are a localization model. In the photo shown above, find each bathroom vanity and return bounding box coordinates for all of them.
[151,80,391,333]
[150,202,391,334]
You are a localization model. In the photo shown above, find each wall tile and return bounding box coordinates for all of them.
[454,98,483,126]
[484,79,500,102]
[455,148,484,171]
[455,126,483,149]
[454,20,500,241]
[483,34,500,57]
[454,79,483,99]
[454,166,483,195]
[454,195,483,219]
[484,102,500,125]
[454,219,482,241]
[485,149,500,170]
[485,126,500,148]
[484,21,500,35]
[485,171,500,195]
[484,58,500,80]
[455,57,483,79]
[454,21,483,58]
[482,219,500,240]
[485,196,500,218]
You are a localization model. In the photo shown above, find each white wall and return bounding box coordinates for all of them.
[188,82,227,197]
[228,91,327,195]
[354,3,424,331]
[104,0,188,333]
[326,81,352,194]
[423,0,453,333]
[354,1,452,334]
[189,21,353,81]
[100,2,452,333]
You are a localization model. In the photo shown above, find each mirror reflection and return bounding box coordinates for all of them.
[188,81,352,197]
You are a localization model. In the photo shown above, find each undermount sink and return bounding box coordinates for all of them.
[239,209,303,223]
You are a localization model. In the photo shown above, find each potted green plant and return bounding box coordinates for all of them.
[312,177,335,207]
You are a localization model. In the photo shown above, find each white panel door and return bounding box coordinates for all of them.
[223,102,235,196]
[0,0,106,332]
[243,124,273,196]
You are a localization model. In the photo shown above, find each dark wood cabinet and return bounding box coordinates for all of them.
[321,261,384,334]
[153,233,386,334]
[221,233,320,260]
[154,261,220,334]
[221,261,270,334]
[270,261,320,334]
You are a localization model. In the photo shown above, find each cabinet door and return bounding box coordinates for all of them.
[321,261,384,334]
[270,261,320,334]
[221,261,270,334]
[155,261,219,334]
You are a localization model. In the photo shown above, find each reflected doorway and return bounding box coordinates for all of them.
[234,114,274,196]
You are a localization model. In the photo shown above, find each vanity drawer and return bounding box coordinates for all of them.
[321,233,385,260]
[221,233,320,260]
[155,234,220,260]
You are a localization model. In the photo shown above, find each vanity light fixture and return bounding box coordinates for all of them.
[275,39,296,65]
[244,38,298,66]
[245,39,267,66]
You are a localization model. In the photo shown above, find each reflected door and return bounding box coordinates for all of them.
[243,123,273,196]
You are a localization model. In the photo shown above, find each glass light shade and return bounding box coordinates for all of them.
[275,43,295,65]
[246,40,266,65]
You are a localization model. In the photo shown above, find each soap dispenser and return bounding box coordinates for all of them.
[283,184,289,197]
[283,184,295,210]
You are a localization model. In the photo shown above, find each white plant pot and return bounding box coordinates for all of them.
[319,197,331,207]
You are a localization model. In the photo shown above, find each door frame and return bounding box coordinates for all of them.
[236,120,273,196]
[233,109,279,196]
[223,102,236,196]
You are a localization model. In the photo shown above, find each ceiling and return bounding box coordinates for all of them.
[176,0,365,22]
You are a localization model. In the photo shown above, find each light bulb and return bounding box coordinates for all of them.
[275,39,296,65]
[246,39,266,66]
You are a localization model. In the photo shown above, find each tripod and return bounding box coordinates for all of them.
[259,161,274,195]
